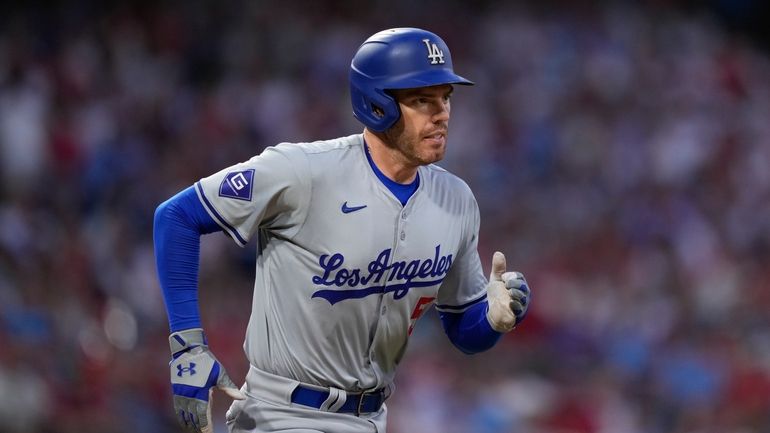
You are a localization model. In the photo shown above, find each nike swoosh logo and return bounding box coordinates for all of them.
[341,202,367,214]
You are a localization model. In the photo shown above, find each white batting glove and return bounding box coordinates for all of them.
[169,328,245,433]
[486,252,531,333]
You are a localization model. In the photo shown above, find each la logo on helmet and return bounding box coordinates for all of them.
[422,39,445,64]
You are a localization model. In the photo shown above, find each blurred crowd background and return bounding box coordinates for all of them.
[1,1,769,432]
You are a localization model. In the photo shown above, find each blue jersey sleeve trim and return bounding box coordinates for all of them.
[195,182,248,246]
[439,300,503,354]
[435,292,487,312]
[154,186,222,332]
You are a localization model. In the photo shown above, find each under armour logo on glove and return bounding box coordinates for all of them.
[168,329,245,433]
[177,362,197,377]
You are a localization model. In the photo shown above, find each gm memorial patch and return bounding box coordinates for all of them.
[219,169,255,201]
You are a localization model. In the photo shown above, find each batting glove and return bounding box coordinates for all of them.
[486,252,531,333]
[169,328,245,433]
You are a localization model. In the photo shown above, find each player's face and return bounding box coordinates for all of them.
[385,84,453,166]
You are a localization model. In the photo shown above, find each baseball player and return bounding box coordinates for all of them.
[154,27,531,433]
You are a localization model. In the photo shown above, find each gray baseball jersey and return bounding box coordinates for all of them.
[195,133,487,392]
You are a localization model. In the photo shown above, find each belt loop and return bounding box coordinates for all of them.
[328,388,348,412]
[319,387,341,412]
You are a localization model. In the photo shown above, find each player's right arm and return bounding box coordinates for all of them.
[153,144,309,432]
[154,186,220,332]
[154,187,245,433]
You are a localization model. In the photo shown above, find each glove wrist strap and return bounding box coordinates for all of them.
[169,328,207,355]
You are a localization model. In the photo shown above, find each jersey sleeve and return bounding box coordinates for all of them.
[435,194,487,313]
[195,143,311,246]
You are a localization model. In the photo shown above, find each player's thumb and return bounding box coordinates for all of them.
[489,251,506,282]
[217,371,246,400]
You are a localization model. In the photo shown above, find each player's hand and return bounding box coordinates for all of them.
[486,252,531,333]
[169,328,245,433]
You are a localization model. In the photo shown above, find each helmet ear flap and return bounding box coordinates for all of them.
[350,83,401,132]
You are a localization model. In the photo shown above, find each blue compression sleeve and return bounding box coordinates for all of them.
[153,186,222,332]
[439,300,503,354]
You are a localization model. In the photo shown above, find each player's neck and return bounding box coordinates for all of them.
[363,130,419,184]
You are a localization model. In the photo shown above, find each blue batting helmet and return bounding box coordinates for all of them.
[350,28,474,132]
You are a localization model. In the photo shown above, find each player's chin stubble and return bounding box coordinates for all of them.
[383,122,446,166]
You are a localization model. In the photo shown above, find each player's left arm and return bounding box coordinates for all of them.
[439,301,502,354]
[436,194,530,354]
[438,250,531,354]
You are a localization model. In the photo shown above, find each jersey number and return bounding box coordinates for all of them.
[408,296,436,336]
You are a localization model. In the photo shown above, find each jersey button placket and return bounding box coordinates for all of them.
[399,209,408,241]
